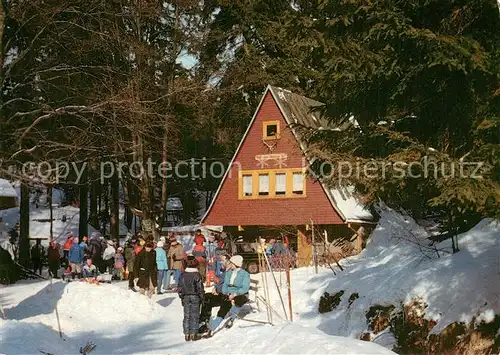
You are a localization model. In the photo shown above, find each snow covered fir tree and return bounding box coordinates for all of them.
[0,0,499,354]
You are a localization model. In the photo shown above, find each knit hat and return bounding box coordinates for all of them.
[229,255,243,268]
[160,236,166,242]
[157,241,164,248]
[139,239,145,246]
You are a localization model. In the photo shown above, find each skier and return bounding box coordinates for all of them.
[47,240,60,278]
[67,237,84,279]
[134,241,157,297]
[155,240,168,294]
[167,235,185,289]
[102,240,116,274]
[178,255,204,341]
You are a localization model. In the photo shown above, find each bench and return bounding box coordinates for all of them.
[249,279,260,310]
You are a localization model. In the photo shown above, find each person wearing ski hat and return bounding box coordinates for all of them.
[206,254,250,335]
[102,240,116,274]
[167,235,185,288]
[178,255,204,341]
[155,240,169,294]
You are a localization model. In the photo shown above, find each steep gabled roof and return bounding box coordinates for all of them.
[201,85,375,225]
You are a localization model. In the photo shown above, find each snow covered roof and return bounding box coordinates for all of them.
[329,187,374,223]
[0,179,17,198]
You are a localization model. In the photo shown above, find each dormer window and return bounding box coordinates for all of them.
[263,120,280,140]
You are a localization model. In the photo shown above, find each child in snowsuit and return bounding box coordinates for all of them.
[83,258,98,278]
[178,255,204,341]
[114,247,125,280]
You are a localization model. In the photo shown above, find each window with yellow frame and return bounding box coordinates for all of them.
[263,120,280,140]
[238,168,306,199]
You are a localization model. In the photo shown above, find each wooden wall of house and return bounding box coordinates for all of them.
[297,228,312,267]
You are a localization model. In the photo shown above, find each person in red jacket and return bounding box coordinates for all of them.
[63,233,73,267]
[194,230,205,246]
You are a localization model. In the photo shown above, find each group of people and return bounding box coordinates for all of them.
[42,232,125,280]
[118,230,251,341]
[124,229,229,296]
[27,229,253,341]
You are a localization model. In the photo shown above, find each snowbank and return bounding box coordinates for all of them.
[0,280,394,354]
[283,207,500,344]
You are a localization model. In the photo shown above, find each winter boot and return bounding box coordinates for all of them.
[191,334,201,341]
[184,334,191,341]
[225,318,234,329]
[198,323,209,335]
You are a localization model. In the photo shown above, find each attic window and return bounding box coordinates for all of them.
[263,120,280,140]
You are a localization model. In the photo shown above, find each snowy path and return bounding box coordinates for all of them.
[0,280,394,354]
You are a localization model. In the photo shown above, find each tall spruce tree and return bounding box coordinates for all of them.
[291,0,500,230]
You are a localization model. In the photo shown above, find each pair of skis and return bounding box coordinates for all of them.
[201,315,270,338]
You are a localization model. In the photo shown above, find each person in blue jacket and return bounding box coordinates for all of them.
[206,255,250,334]
[67,237,84,279]
[155,241,169,294]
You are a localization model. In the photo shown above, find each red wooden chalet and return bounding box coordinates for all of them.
[201,85,376,266]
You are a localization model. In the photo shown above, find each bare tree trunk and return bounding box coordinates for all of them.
[47,185,53,240]
[110,163,120,242]
[89,164,99,229]
[19,183,30,267]
[79,167,88,241]
[158,135,168,236]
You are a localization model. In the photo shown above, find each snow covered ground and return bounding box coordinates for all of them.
[1,205,498,354]
[0,280,393,354]
[258,207,499,349]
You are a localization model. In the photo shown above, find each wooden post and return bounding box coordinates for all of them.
[311,218,318,274]
[285,259,293,322]
[48,185,53,241]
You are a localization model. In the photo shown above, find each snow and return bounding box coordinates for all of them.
[0,178,17,198]
[278,207,500,341]
[329,186,374,222]
[1,206,498,353]
[0,281,394,354]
